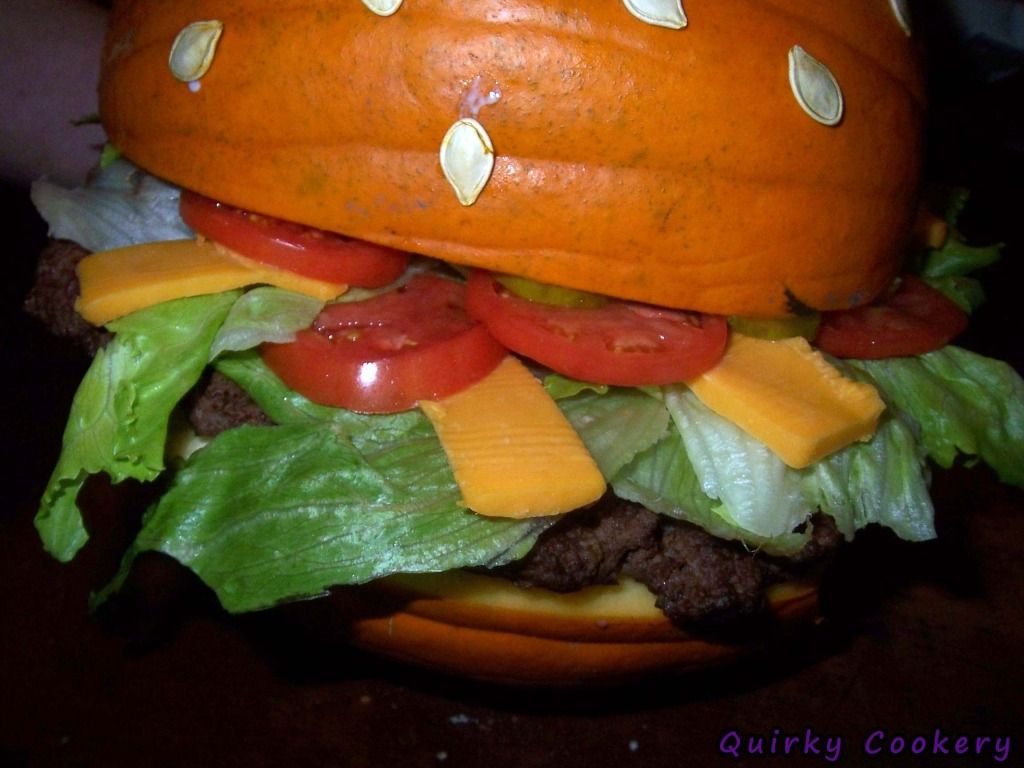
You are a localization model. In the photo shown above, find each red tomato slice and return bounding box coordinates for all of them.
[179,190,410,287]
[815,275,968,359]
[465,271,728,385]
[261,275,506,413]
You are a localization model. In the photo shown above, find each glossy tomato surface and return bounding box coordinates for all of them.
[261,275,506,413]
[180,190,410,287]
[465,271,728,385]
[815,275,968,359]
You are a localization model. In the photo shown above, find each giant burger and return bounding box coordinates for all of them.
[27,0,1024,684]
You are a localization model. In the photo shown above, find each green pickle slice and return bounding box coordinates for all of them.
[495,274,608,308]
[727,313,822,341]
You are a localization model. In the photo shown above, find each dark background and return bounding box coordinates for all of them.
[2,3,1023,767]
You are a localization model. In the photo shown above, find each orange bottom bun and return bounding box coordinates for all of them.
[329,571,821,685]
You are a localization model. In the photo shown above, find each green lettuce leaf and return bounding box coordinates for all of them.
[209,287,323,360]
[550,383,813,554]
[612,385,938,554]
[214,352,426,448]
[98,422,549,613]
[805,414,935,542]
[918,187,1002,313]
[556,387,670,479]
[35,292,239,561]
[849,347,1024,487]
[543,374,608,400]
[922,238,1001,282]
[31,158,192,252]
[613,430,811,555]
[662,386,812,539]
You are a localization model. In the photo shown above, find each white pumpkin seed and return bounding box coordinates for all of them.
[622,0,687,30]
[168,21,224,83]
[440,118,495,207]
[788,45,844,127]
[888,0,912,36]
[361,0,403,16]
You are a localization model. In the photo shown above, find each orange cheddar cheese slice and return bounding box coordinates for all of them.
[687,333,885,468]
[420,357,606,518]
[75,238,346,325]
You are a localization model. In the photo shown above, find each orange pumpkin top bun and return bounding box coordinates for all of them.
[99,0,925,317]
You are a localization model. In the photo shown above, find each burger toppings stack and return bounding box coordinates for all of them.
[26,0,1024,681]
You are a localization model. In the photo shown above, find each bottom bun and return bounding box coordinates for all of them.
[329,571,820,685]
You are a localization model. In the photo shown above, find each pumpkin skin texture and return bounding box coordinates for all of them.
[99,0,925,317]
[325,573,821,685]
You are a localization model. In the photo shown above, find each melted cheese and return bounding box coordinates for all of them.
[687,333,885,468]
[420,357,606,518]
[75,238,346,325]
